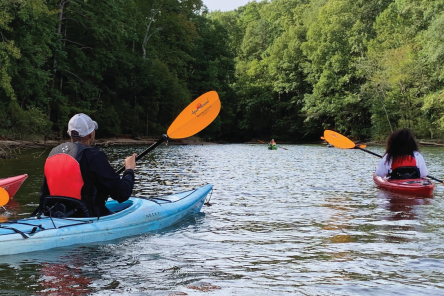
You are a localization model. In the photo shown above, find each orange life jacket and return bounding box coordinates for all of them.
[44,143,86,200]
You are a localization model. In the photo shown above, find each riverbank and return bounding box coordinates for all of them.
[0,136,214,158]
[2,137,444,159]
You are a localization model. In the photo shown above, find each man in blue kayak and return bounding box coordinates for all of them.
[33,113,137,218]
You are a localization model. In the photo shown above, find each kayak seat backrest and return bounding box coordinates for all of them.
[389,166,420,180]
[42,196,94,218]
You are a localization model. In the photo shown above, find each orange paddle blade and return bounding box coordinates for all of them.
[167,91,221,139]
[323,130,356,149]
[359,144,367,149]
[0,188,9,207]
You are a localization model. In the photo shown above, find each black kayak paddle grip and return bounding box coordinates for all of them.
[116,134,168,174]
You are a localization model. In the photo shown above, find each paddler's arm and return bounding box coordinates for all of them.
[414,151,429,177]
[90,151,136,203]
[375,155,389,177]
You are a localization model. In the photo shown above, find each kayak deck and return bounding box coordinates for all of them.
[0,184,212,255]
[0,174,28,198]
[373,174,434,197]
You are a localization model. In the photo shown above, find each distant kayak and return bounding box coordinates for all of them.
[373,174,434,197]
[268,145,278,150]
[0,184,212,255]
[0,174,28,198]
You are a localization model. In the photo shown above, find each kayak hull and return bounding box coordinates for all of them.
[0,174,28,198]
[0,184,212,255]
[268,145,277,150]
[373,174,434,197]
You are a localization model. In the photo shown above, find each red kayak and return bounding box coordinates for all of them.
[373,174,435,197]
[0,174,28,198]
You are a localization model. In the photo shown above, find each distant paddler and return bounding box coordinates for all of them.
[268,139,278,150]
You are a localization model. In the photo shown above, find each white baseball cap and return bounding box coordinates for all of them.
[67,113,98,137]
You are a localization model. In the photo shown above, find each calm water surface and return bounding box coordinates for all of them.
[1,144,444,295]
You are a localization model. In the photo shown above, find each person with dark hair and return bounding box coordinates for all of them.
[33,113,137,218]
[375,129,428,179]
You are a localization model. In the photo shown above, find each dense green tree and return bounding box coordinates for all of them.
[4,0,444,142]
[363,0,444,139]
[0,0,54,137]
[301,0,391,137]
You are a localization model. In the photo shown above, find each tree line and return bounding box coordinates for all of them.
[0,0,235,140]
[2,0,444,142]
[212,0,444,141]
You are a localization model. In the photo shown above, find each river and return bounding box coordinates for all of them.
[0,143,444,295]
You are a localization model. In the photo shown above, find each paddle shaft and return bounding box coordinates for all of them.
[116,134,168,174]
[356,146,383,158]
[355,146,444,183]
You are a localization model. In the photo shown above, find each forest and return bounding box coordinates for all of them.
[1,0,444,142]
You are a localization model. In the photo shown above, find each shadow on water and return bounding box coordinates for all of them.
[1,144,444,295]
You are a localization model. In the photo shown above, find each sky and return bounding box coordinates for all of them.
[203,0,255,12]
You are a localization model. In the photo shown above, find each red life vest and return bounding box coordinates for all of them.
[44,143,86,200]
[391,155,416,170]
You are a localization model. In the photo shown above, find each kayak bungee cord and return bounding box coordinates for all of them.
[0,217,95,239]
[145,187,202,205]
[204,189,213,206]
[0,225,29,239]
[148,197,173,203]
[0,221,43,238]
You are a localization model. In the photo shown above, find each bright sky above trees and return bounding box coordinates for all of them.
[203,0,255,11]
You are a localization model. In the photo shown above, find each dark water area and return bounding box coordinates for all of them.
[1,144,444,295]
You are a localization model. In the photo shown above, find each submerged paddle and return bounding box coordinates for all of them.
[323,130,444,183]
[116,91,221,174]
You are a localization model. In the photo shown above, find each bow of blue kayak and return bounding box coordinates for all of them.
[0,184,212,256]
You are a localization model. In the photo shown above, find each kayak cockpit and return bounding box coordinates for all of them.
[105,199,134,212]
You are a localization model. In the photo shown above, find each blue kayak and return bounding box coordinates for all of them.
[0,184,212,255]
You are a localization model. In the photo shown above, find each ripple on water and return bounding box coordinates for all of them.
[1,144,444,295]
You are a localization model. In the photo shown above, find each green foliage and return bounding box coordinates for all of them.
[0,0,236,140]
[4,0,444,142]
[1,101,52,138]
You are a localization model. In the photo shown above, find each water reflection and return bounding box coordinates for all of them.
[0,199,20,223]
[377,190,433,221]
[37,259,92,295]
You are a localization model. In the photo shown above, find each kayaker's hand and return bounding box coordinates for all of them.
[125,153,137,170]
